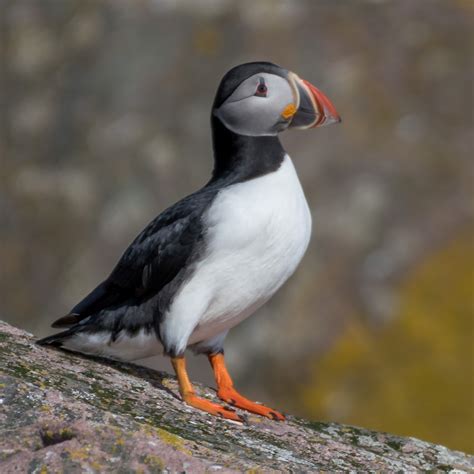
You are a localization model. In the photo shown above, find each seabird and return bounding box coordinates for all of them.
[38,62,341,422]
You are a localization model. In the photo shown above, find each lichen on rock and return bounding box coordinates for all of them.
[0,321,472,472]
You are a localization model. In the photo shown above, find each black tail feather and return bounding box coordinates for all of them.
[36,329,75,347]
[51,313,82,328]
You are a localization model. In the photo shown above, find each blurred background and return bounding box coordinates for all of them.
[1,0,472,453]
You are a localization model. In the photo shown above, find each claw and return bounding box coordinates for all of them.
[269,410,286,421]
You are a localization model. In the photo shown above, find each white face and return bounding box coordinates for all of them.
[213,73,296,137]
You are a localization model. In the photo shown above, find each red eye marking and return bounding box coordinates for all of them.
[255,79,267,97]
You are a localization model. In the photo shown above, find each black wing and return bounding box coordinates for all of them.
[51,189,216,328]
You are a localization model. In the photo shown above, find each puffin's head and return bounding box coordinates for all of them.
[212,62,341,137]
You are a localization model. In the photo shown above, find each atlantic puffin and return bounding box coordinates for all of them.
[38,62,341,422]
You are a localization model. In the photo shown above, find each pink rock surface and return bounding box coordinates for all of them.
[1,320,472,472]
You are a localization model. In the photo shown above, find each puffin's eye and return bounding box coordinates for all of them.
[255,80,267,97]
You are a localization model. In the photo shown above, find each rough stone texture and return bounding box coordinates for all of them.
[1,321,472,473]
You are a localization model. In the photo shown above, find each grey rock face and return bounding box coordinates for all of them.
[1,320,472,473]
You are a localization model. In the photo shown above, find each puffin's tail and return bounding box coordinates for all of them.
[36,329,75,348]
[37,311,90,347]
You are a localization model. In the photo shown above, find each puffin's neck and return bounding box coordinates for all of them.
[209,116,286,184]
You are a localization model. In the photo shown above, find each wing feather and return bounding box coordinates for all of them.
[50,189,216,328]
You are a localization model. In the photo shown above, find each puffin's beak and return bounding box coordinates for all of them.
[288,73,341,128]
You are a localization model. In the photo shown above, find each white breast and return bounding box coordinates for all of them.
[161,155,312,353]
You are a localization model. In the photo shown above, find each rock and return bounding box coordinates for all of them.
[0,321,472,473]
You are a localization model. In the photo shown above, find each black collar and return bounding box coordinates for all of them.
[208,116,285,186]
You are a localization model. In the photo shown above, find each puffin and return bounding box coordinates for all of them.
[38,62,340,422]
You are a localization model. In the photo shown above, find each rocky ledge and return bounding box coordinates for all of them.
[0,320,472,472]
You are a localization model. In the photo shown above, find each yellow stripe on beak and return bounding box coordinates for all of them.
[281,103,297,120]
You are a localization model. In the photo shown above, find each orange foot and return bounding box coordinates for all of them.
[182,392,244,422]
[217,386,285,421]
[171,355,244,422]
[209,353,285,421]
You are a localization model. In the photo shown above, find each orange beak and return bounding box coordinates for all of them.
[289,73,341,129]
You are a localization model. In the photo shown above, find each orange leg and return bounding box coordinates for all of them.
[171,356,243,422]
[208,353,285,421]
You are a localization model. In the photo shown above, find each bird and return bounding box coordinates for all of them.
[37,61,341,422]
